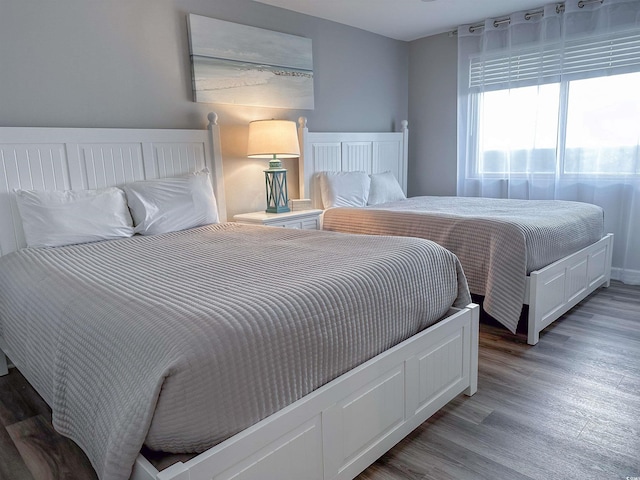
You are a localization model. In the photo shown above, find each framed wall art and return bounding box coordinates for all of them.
[187,14,314,109]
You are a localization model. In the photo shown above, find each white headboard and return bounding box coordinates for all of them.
[0,112,226,257]
[297,117,408,209]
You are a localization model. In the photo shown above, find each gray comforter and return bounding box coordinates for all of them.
[322,196,604,333]
[0,223,470,480]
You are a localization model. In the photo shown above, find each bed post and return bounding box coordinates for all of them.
[207,112,227,222]
[400,120,409,195]
[464,303,480,396]
[297,116,308,199]
[528,273,542,346]
[604,233,613,288]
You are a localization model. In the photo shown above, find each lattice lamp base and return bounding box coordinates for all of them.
[264,168,290,213]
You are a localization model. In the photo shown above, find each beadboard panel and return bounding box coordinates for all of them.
[342,142,372,172]
[308,143,341,209]
[0,144,72,255]
[152,143,207,180]
[373,141,406,192]
[0,144,71,191]
[0,121,225,257]
[74,143,145,190]
[311,143,342,172]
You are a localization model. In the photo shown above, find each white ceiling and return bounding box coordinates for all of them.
[252,0,548,41]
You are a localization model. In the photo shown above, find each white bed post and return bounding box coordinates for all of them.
[464,303,480,396]
[207,112,227,222]
[527,273,542,346]
[400,120,409,194]
[603,233,613,288]
[297,116,309,199]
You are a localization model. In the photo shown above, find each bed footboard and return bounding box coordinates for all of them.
[526,233,613,345]
[131,304,479,480]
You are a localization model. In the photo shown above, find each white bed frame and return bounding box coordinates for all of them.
[0,115,479,480]
[298,117,613,346]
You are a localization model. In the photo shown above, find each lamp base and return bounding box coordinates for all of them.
[266,205,290,214]
[264,168,289,214]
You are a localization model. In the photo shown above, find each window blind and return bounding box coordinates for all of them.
[469,29,640,91]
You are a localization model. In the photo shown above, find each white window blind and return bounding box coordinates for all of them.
[469,29,640,91]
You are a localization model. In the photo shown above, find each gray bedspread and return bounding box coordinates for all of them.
[0,223,470,480]
[322,196,604,333]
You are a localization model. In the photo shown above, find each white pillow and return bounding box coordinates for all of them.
[15,187,134,248]
[318,171,371,208]
[367,171,406,205]
[123,170,219,236]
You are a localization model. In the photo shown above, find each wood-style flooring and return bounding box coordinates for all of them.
[0,281,638,480]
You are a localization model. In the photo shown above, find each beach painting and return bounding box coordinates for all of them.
[187,14,314,109]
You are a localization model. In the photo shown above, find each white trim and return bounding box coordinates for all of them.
[611,266,640,285]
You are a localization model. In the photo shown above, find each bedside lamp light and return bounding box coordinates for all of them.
[247,119,300,213]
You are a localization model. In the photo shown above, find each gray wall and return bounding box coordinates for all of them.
[0,0,409,217]
[407,33,458,197]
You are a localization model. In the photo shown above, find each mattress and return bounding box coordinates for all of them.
[0,223,470,480]
[322,196,604,333]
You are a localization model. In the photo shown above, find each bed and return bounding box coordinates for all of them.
[297,117,613,346]
[0,114,479,480]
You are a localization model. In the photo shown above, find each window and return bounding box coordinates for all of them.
[475,71,640,176]
[457,2,640,283]
[478,84,559,175]
[467,27,640,178]
[564,73,640,175]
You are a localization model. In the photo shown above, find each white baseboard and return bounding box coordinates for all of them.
[611,267,640,286]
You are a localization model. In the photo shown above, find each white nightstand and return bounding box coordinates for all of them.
[234,209,323,230]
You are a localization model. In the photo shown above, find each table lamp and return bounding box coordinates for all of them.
[247,119,300,213]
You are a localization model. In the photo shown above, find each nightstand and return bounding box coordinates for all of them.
[234,209,322,230]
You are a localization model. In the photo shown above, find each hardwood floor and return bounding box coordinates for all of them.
[0,281,638,480]
[359,281,640,480]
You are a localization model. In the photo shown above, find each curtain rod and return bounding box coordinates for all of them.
[449,0,603,36]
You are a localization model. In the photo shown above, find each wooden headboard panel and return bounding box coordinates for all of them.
[0,112,226,257]
[297,117,408,209]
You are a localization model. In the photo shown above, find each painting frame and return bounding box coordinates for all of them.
[187,14,315,110]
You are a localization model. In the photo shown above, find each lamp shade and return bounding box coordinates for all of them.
[247,120,300,158]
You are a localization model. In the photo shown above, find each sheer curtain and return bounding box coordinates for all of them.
[457,0,640,284]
